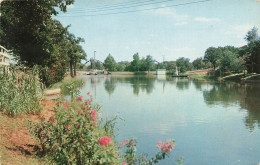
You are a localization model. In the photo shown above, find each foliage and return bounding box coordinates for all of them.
[0,0,87,86]
[104,54,117,71]
[204,47,220,70]
[29,94,121,164]
[176,57,192,73]
[218,49,239,73]
[0,0,74,66]
[119,138,175,165]
[243,40,260,73]
[117,61,130,71]
[130,53,141,71]
[66,33,87,77]
[143,55,155,72]
[192,57,207,70]
[0,66,43,116]
[244,26,259,43]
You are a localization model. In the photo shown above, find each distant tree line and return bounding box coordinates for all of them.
[203,27,260,75]
[94,27,260,75]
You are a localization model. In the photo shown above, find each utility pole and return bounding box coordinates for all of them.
[163,55,165,63]
[93,51,96,70]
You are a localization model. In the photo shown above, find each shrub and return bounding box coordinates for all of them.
[39,64,67,88]
[120,137,175,165]
[29,92,176,165]
[29,94,121,164]
[0,66,43,116]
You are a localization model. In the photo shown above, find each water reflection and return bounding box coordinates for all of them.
[203,82,260,130]
[104,78,117,95]
[103,76,156,96]
[82,75,260,131]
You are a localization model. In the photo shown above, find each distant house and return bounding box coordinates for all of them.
[0,45,10,68]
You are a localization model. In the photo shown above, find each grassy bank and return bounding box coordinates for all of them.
[47,76,84,90]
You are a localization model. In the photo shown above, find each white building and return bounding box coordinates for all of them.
[156,69,166,75]
[0,45,10,68]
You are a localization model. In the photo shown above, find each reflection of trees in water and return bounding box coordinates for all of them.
[203,82,260,131]
[103,76,155,96]
[175,78,190,90]
[104,78,116,96]
[117,76,155,96]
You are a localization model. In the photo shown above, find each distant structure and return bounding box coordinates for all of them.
[0,45,10,68]
[156,69,166,75]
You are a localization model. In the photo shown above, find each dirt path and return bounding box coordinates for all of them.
[0,100,56,165]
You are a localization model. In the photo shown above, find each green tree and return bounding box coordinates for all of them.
[104,54,117,71]
[243,27,260,73]
[130,53,141,71]
[66,34,86,77]
[176,57,191,72]
[204,47,220,70]
[192,57,206,70]
[0,0,74,66]
[244,26,259,43]
[0,0,76,86]
[117,61,130,71]
[144,55,155,72]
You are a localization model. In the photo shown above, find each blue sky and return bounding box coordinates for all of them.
[54,0,260,62]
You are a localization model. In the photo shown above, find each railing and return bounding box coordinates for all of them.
[0,45,10,66]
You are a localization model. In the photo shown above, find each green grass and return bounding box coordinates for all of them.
[47,77,84,90]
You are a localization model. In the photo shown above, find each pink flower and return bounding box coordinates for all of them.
[166,148,172,153]
[75,124,79,128]
[122,162,127,165]
[161,143,168,150]
[39,116,45,122]
[77,96,83,101]
[130,142,135,146]
[49,116,54,121]
[120,142,125,146]
[61,100,66,104]
[78,110,82,115]
[66,124,70,130]
[87,92,91,95]
[98,136,112,148]
[89,110,97,120]
[92,121,96,126]
[156,140,162,146]
[124,139,129,143]
[85,99,89,105]
[64,104,69,108]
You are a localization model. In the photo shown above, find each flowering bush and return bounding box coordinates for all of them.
[29,94,121,164]
[28,89,176,164]
[120,137,175,165]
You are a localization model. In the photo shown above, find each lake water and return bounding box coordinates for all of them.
[75,75,260,165]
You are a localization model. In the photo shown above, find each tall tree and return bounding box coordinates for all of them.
[244,26,259,43]
[242,27,260,73]
[192,57,206,70]
[66,34,86,77]
[130,53,141,71]
[144,55,154,72]
[104,54,117,71]
[0,0,74,66]
[204,47,220,70]
[176,57,191,72]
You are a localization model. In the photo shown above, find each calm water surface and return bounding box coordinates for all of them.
[76,75,260,165]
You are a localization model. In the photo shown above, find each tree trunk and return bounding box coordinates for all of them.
[73,62,77,77]
[70,61,74,77]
